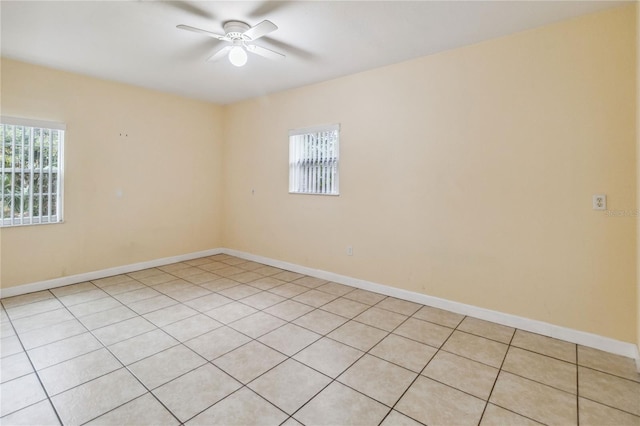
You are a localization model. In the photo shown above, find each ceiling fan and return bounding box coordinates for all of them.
[177,20,285,67]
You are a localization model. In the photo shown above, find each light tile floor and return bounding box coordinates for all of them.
[1,254,639,425]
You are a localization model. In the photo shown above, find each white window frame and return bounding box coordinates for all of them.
[1,116,65,227]
[289,123,340,195]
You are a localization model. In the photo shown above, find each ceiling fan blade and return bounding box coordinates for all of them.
[207,45,233,62]
[165,2,215,20]
[248,1,290,19]
[246,44,285,60]
[177,24,227,40]
[243,20,277,41]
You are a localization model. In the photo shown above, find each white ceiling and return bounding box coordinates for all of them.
[1,1,627,105]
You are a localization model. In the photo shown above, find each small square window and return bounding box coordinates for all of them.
[289,124,339,195]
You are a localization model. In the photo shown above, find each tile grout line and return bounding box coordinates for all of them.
[576,395,640,418]
[476,327,516,425]
[376,313,467,426]
[0,291,65,425]
[345,302,429,426]
[179,376,285,424]
[488,347,640,419]
[576,343,580,426]
[283,298,403,420]
[481,336,587,424]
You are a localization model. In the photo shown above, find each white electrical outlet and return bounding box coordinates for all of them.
[593,194,606,210]
[347,246,353,256]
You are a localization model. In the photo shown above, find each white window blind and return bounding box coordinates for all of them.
[289,124,339,195]
[1,116,65,227]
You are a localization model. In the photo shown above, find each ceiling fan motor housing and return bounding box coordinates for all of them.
[223,21,251,40]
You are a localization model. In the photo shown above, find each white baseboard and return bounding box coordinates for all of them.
[223,248,640,364]
[0,248,223,299]
[2,246,638,366]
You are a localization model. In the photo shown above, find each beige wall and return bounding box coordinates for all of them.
[0,59,224,288]
[223,5,637,342]
[636,1,640,353]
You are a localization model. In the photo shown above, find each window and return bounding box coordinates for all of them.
[1,117,65,227]
[289,124,339,195]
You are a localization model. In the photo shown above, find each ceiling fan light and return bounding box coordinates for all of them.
[229,46,248,67]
